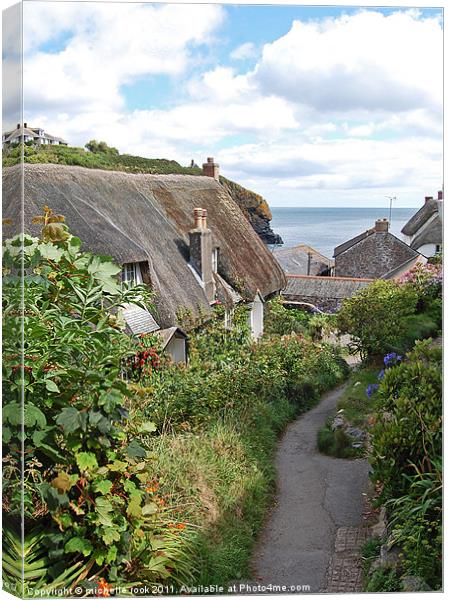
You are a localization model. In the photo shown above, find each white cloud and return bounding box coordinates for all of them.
[18,5,443,207]
[23,3,225,116]
[230,42,257,60]
[253,10,442,114]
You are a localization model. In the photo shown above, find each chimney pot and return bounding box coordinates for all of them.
[424,196,433,204]
[201,209,208,229]
[194,207,203,229]
[16,123,20,129]
[437,190,443,201]
[374,218,389,232]
[202,157,220,181]
[24,122,27,128]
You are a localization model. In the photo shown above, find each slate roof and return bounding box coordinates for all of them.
[334,228,375,257]
[274,244,333,276]
[401,199,440,236]
[381,255,427,280]
[122,304,160,335]
[3,163,285,329]
[283,275,373,299]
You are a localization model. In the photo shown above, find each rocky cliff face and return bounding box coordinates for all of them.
[220,177,283,245]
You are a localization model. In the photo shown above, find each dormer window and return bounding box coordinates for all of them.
[121,262,143,285]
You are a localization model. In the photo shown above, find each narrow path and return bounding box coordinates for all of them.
[250,384,370,593]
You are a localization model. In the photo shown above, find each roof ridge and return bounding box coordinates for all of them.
[286,274,374,282]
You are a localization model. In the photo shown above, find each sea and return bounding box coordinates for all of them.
[270,207,416,258]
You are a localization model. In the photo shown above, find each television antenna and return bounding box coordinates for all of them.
[386,196,396,224]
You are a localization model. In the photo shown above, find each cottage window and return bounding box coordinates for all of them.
[121,262,143,285]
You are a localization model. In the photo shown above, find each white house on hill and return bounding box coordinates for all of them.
[2,124,68,149]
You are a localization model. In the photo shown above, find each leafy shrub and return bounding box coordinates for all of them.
[365,567,401,592]
[337,279,418,359]
[370,340,442,500]
[317,423,361,459]
[264,297,310,336]
[2,209,193,589]
[369,340,442,589]
[387,461,442,588]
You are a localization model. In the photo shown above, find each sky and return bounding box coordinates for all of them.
[2,1,444,207]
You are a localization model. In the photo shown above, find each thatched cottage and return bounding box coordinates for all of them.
[401,191,443,258]
[334,218,423,279]
[2,163,286,361]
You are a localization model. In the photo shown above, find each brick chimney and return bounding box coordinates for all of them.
[374,218,389,232]
[189,208,215,302]
[424,195,434,204]
[202,157,219,181]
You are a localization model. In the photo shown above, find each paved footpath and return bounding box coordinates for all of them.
[249,385,370,594]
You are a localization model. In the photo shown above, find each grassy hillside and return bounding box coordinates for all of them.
[3,143,202,175]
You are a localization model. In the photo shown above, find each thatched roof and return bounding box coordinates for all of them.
[283,275,372,300]
[274,243,333,275]
[401,199,440,236]
[409,218,442,250]
[3,164,285,328]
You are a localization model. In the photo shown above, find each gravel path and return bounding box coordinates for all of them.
[249,385,370,594]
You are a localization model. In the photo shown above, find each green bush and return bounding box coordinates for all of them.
[365,567,401,592]
[2,209,194,590]
[264,297,310,336]
[337,279,418,359]
[369,340,442,589]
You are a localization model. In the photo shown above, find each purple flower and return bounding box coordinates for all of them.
[383,352,402,367]
[378,369,385,380]
[366,383,379,398]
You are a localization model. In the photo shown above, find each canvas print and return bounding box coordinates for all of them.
[2,1,443,597]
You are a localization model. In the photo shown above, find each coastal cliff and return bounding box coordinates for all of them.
[3,144,283,246]
[220,177,283,245]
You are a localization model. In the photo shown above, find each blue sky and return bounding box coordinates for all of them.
[4,1,444,207]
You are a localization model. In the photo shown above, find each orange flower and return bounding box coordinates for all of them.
[145,482,159,493]
[176,523,186,530]
[96,578,112,597]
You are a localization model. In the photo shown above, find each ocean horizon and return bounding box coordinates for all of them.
[270,207,417,258]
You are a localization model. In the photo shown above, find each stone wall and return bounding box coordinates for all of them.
[335,233,417,279]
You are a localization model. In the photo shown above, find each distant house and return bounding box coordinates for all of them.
[2,123,68,149]
[401,191,443,258]
[282,275,373,312]
[3,162,286,360]
[274,244,334,276]
[333,218,422,279]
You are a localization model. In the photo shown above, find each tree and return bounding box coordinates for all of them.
[85,139,119,155]
[337,279,418,359]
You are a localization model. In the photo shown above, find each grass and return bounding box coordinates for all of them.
[316,365,380,459]
[147,397,300,586]
[361,537,382,580]
[3,143,203,174]
[335,365,380,427]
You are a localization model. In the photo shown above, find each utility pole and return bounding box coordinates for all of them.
[386,196,396,224]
